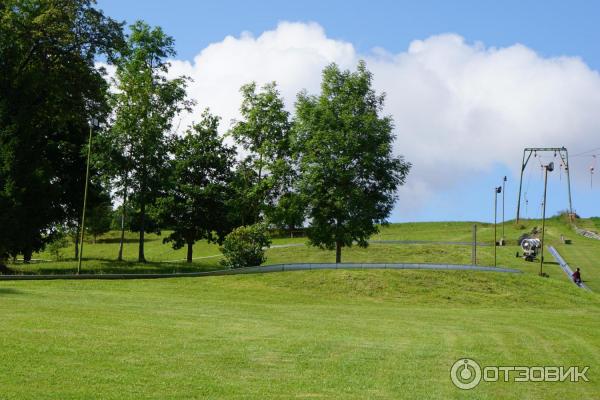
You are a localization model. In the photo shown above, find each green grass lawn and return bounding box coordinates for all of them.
[2,218,599,398]
[555,236,600,292]
[9,217,598,290]
[1,270,598,399]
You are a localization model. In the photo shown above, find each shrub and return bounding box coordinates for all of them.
[220,224,271,269]
[553,209,580,223]
[47,232,69,261]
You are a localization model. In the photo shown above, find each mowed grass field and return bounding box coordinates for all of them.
[1,218,599,399]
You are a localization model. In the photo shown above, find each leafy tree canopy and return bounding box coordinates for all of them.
[157,109,236,263]
[294,61,411,262]
[107,20,191,262]
[0,0,124,263]
[229,82,293,223]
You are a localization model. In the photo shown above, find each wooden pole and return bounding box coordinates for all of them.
[77,124,94,274]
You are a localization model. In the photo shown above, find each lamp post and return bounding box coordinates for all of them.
[539,162,554,276]
[494,185,502,267]
[78,118,99,274]
[502,176,507,240]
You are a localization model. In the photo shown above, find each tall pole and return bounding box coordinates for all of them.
[78,122,95,274]
[502,176,507,239]
[539,162,553,276]
[516,149,527,223]
[564,148,574,221]
[494,187,498,267]
[472,224,477,265]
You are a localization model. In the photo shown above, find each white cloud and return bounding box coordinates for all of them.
[168,22,355,132]
[166,22,600,216]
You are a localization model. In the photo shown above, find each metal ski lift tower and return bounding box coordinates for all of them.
[516,147,573,223]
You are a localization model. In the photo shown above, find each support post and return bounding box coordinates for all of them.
[494,187,498,267]
[516,149,527,223]
[502,176,507,240]
[77,123,94,275]
[564,148,574,220]
[472,224,477,265]
[539,162,553,276]
[540,170,548,276]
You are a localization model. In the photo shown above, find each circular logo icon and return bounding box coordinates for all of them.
[450,358,482,390]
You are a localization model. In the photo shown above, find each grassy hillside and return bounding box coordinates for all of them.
[2,219,599,398]
[8,217,600,290]
[1,270,598,399]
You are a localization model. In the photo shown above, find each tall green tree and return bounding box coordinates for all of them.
[0,0,123,268]
[227,158,259,227]
[294,61,411,263]
[108,21,191,263]
[229,82,293,224]
[93,120,131,260]
[157,110,236,263]
[86,199,113,243]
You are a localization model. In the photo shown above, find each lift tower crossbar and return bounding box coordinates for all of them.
[515,147,573,223]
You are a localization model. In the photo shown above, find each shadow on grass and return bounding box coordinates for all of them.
[12,258,223,275]
[0,287,23,295]
[92,237,160,244]
[0,264,13,274]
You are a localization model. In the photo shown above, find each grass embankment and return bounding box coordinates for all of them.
[8,217,599,290]
[1,270,599,399]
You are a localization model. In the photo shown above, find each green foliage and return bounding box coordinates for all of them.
[46,231,70,261]
[229,82,296,225]
[86,201,113,243]
[0,0,124,263]
[294,61,411,262]
[220,224,271,269]
[227,159,260,227]
[553,209,579,223]
[106,20,192,262]
[264,191,305,232]
[157,109,236,262]
[110,204,134,230]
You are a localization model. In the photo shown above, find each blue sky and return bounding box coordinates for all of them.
[98,0,600,69]
[96,0,600,222]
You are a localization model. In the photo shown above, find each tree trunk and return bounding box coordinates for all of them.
[187,241,193,263]
[118,210,126,261]
[335,240,342,263]
[256,153,263,222]
[0,260,11,275]
[74,229,79,260]
[138,200,146,263]
[118,172,128,261]
[23,249,32,264]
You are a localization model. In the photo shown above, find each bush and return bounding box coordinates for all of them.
[220,224,271,269]
[553,209,579,223]
[47,232,69,261]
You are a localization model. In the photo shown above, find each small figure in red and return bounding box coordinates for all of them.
[572,268,582,285]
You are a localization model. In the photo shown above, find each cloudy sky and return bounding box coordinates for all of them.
[97,0,600,222]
